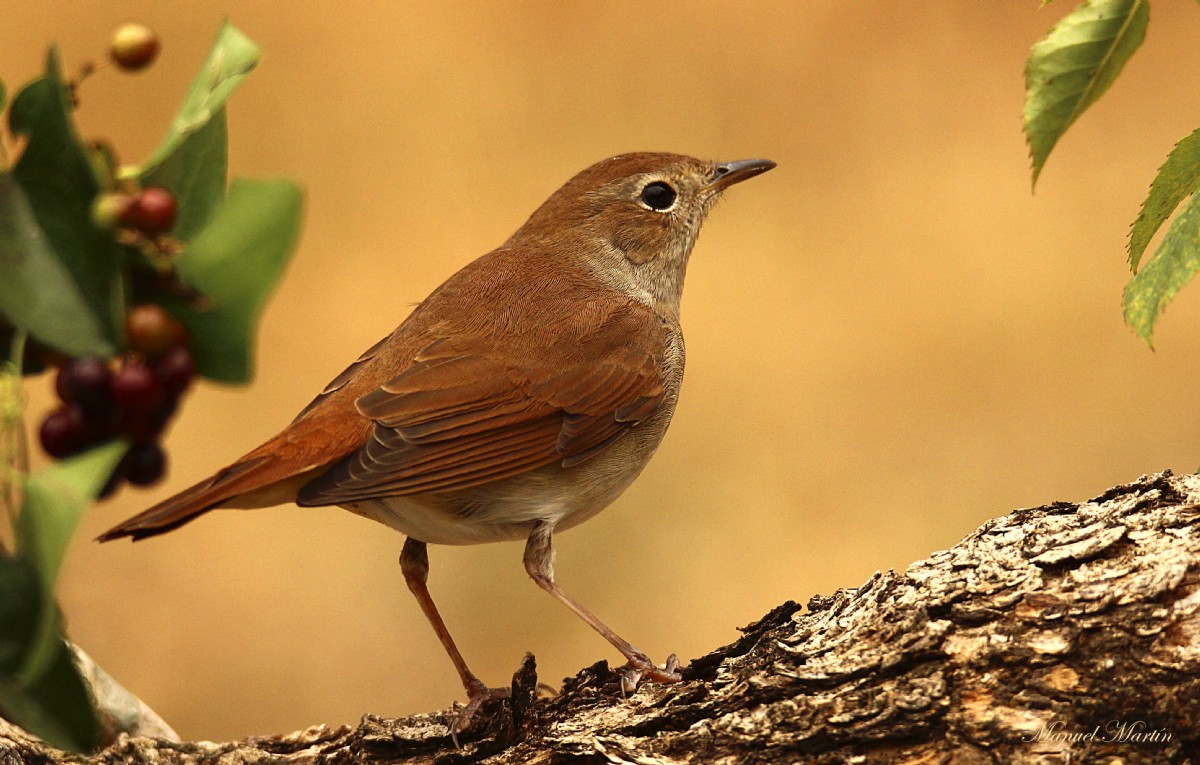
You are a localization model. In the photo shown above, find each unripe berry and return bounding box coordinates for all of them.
[110,24,160,72]
[90,192,134,230]
[126,304,186,359]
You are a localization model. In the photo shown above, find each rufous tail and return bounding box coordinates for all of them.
[97,440,326,542]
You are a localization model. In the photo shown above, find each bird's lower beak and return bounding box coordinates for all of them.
[706,158,777,191]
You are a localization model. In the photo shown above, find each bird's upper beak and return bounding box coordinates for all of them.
[706,158,777,191]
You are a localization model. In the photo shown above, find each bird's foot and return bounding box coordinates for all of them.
[617,651,681,696]
[449,678,511,747]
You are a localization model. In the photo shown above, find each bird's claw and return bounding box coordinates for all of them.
[449,679,511,748]
[618,651,682,696]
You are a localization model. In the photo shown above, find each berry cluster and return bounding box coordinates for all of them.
[39,304,195,498]
[92,185,177,237]
[32,23,200,498]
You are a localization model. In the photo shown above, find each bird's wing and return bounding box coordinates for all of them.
[298,277,669,503]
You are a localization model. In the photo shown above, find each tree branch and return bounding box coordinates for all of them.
[2,470,1198,763]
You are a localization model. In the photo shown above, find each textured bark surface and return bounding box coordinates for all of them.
[2,471,1198,764]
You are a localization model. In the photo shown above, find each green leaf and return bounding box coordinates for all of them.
[0,172,113,357]
[7,49,125,355]
[141,110,228,242]
[0,78,6,111]
[1123,193,1200,346]
[0,442,120,754]
[1128,127,1200,271]
[165,179,304,382]
[138,22,259,242]
[0,556,98,754]
[15,441,127,684]
[0,645,99,753]
[1023,0,1148,188]
[0,556,40,672]
[142,21,258,177]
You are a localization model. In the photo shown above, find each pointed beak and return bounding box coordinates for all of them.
[706,158,777,191]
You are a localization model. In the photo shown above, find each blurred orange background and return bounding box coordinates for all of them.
[4,1,1199,743]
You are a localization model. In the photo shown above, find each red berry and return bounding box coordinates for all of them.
[128,186,177,236]
[156,345,196,395]
[66,356,114,419]
[112,362,164,415]
[122,442,166,486]
[110,24,160,72]
[126,304,185,359]
[40,405,85,458]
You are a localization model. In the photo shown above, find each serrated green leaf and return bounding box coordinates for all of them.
[1123,193,1200,346]
[1024,0,1148,188]
[1128,128,1200,271]
[7,49,125,355]
[142,21,258,176]
[0,172,113,356]
[165,179,303,382]
[15,441,127,684]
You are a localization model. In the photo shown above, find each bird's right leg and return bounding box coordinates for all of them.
[400,537,509,743]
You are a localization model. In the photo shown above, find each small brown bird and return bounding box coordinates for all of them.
[101,152,775,733]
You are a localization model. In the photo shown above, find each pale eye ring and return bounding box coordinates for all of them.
[640,181,677,211]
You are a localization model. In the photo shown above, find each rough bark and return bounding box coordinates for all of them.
[2,470,1198,764]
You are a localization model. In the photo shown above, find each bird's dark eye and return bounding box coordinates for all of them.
[640,181,677,211]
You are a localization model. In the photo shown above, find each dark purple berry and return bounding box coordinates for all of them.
[39,405,85,458]
[121,442,166,486]
[112,362,164,415]
[66,356,113,419]
[156,345,195,395]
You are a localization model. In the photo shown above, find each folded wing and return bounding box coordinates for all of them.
[298,284,668,504]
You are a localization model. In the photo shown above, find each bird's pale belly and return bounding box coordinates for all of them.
[344,398,677,545]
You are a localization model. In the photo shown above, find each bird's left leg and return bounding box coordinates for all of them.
[523,521,681,694]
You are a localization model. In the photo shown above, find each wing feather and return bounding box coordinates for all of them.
[297,250,671,507]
